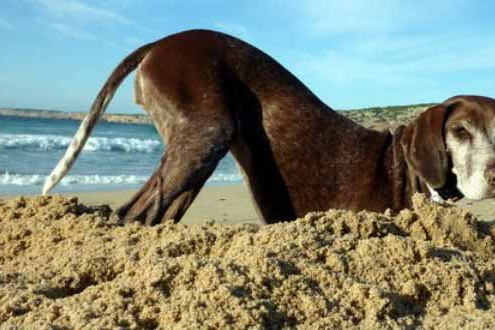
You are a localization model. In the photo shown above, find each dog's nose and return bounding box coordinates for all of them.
[484,162,495,186]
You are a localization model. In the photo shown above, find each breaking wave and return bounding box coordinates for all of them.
[0,172,243,186]
[0,173,149,186]
[0,134,161,153]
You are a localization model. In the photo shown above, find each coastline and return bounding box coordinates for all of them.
[0,183,261,225]
[0,108,152,125]
[1,183,495,223]
[0,103,435,130]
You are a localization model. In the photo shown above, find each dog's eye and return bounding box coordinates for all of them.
[452,126,470,139]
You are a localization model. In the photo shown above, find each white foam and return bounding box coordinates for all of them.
[0,134,161,153]
[0,173,44,186]
[0,172,243,186]
[0,172,148,186]
[207,173,243,183]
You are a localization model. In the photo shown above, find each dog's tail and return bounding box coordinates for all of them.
[42,41,156,195]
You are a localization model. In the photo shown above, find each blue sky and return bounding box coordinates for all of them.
[0,0,494,113]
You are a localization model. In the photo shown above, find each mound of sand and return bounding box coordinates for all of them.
[0,195,494,329]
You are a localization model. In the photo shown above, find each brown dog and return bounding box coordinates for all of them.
[42,30,495,225]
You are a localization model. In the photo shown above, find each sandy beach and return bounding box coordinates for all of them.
[2,0,494,327]
[3,183,495,224]
[1,187,495,328]
[69,188,495,224]
[0,184,261,225]
[65,184,262,225]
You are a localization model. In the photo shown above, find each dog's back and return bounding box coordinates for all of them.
[44,30,392,225]
[135,30,391,220]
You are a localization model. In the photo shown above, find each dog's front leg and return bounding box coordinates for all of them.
[112,158,165,225]
[113,123,235,225]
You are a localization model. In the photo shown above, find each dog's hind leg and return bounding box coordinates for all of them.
[113,116,235,226]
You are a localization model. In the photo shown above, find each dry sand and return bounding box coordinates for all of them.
[0,193,494,329]
[4,184,495,224]
[70,185,261,225]
[54,185,495,224]
[0,185,261,226]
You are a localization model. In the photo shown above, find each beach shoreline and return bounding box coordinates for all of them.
[0,183,262,225]
[1,184,495,224]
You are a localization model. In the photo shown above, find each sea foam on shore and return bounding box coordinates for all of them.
[0,133,161,153]
[0,116,242,195]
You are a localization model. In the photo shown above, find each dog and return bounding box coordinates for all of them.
[42,29,495,225]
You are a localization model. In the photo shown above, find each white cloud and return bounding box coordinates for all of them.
[213,22,253,42]
[0,17,15,30]
[274,0,494,93]
[32,0,151,47]
[100,0,142,9]
[287,50,404,87]
[302,0,398,34]
[286,34,495,91]
[285,0,469,36]
[124,36,145,46]
[35,0,131,25]
[49,22,97,40]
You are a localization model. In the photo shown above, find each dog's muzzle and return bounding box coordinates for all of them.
[435,171,463,200]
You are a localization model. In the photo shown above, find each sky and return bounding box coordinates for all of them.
[0,0,494,113]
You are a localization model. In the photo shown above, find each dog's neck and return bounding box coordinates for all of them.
[383,126,431,210]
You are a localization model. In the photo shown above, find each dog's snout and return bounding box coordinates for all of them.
[484,161,495,186]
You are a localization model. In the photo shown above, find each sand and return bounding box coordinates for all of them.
[70,185,261,225]
[0,185,261,226]
[4,184,495,224]
[0,193,494,329]
[57,185,495,224]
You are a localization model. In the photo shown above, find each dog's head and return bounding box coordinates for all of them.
[401,95,495,200]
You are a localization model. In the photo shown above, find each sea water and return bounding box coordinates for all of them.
[0,115,242,195]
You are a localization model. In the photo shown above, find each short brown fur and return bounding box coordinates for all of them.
[53,30,495,225]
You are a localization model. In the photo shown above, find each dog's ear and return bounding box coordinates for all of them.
[401,104,450,189]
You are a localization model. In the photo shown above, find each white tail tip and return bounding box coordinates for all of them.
[42,178,53,195]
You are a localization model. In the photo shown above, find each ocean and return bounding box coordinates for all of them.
[0,115,242,195]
